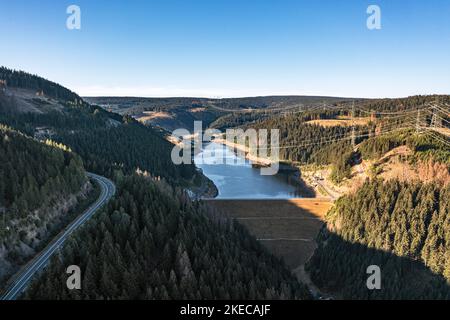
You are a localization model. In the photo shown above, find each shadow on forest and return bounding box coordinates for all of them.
[207,198,331,270]
[306,229,450,300]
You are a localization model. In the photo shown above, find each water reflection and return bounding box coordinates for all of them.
[194,142,304,199]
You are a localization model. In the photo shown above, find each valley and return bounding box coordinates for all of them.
[2,0,450,310]
[157,94,450,299]
[0,66,449,300]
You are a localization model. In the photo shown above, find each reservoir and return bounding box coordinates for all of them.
[194,142,305,199]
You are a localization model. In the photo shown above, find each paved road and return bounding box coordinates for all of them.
[0,172,116,300]
[314,179,338,201]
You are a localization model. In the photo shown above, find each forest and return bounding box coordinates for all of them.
[2,66,450,300]
[307,179,450,299]
[244,113,358,164]
[0,125,86,220]
[357,95,450,113]
[0,96,197,185]
[25,175,310,300]
[1,68,308,300]
[0,125,93,287]
[358,128,450,164]
[0,67,80,102]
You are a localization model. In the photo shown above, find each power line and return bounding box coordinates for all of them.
[251,125,415,151]
[351,101,356,150]
[221,101,448,154]
[428,104,450,116]
[271,115,418,149]
[422,130,450,148]
[423,110,450,126]
[356,106,433,115]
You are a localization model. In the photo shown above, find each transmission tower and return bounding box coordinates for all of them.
[431,106,438,129]
[431,97,440,129]
[351,101,356,150]
[416,108,421,133]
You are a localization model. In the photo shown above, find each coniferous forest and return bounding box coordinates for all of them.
[1,68,310,300]
[1,67,449,301]
[307,179,450,299]
[25,175,310,300]
[0,95,196,183]
[0,125,86,213]
[3,0,450,309]
[0,67,80,102]
[0,125,93,287]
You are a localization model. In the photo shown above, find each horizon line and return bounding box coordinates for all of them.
[81,93,447,100]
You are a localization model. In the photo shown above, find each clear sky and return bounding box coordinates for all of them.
[0,0,449,98]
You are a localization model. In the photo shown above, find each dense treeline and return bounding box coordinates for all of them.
[213,96,348,111]
[237,112,367,183]
[307,179,450,299]
[212,108,348,132]
[231,111,373,183]
[56,121,196,181]
[0,125,86,215]
[0,100,197,184]
[0,68,195,185]
[0,125,91,286]
[211,112,271,131]
[25,175,310,300]
[246,112,448,183]
[246,114,358,164]
[358,95,450,114]
[0,67,80,102]
[359,129,450,164]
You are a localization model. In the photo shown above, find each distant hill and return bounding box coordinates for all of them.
[213,95,354,110]
[85,95,353,132]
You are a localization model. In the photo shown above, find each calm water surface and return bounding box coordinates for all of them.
[194,142,304,199]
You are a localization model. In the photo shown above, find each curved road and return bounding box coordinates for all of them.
[0,172,116,300]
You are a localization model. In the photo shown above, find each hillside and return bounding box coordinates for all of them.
[2,66,450,301]
[1,67,311,300]
[86,95,350,113]
[301,128,450,197]
[217,99,449,191]
[85,96,220,132]
[307,179,450,299]
[25,175,310,300]
[207,102,450,300]
[86,96,351,133]
[0,125,96,288]
[0,79,198,186]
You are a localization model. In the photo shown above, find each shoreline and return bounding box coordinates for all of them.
[212,137,274,167]
[169,133,333,201]
[212,138,319,198]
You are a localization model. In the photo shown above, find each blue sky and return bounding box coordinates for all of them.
[0,0,449,98]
